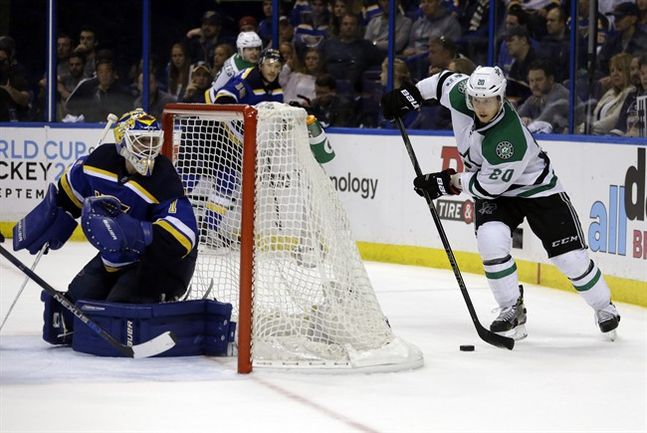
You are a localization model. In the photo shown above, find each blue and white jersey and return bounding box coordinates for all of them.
[207,66,283,105]
[58,143,198,269]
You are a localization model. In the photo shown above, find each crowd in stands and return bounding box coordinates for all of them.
[0,0,645,136]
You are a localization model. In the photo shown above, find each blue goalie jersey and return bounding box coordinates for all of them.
[57,143,198,270]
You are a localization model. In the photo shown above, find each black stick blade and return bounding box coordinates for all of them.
[477,325,515,350]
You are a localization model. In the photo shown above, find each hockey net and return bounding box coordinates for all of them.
[161,102,422,373]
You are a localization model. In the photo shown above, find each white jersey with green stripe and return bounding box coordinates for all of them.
[416,71,564,200]
[207,54,255,102]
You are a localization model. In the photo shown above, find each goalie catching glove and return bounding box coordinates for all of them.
[81,196,153,255]
[380,81,423,120]
[413,169,461,200]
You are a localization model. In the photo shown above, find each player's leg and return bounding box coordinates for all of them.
[106,247,198,303]
[526,192,620,337]
[67,254,118,301]
[474,199,527,339]
[42,254,116,345]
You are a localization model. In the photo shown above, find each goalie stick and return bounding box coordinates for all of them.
[394,118,514,350]
[0,234,176,358]
[0,115,118,333]
[0,243,48,332]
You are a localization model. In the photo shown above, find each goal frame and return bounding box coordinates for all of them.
[162,103,256,373]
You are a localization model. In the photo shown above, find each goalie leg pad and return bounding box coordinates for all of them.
[41,291,74,345]
[72,299,235,357]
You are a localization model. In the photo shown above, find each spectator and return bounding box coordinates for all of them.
[294,0,331,52]
[497,5,535,76]
[402,0,461,57]
[506,26,537,85]
[76,26,99,78]
[611,54,646,136]
[456,0,490,66]
[66,58,132,122]
[577,0,609,48]
[182,61,213,103]
[329,0,351,36]
[309,73,355,126]
[0,36,30,121]
[597,2,647,75]
[279,41,317,106]
[448,57,476,75]
[57,51,88,117]
[279,15,295,44]
[536,6,574,82]
[257,0,277,43]
[427,36,457,76]
[56,33,74,83]
[238,16,258,33]
[167,42,192,100]
[212,42,235,77]
[134,72,176,119]
[185,11,228,64]
[322,13,382,91]
[518,60,574,133]
[364,0,412,54]
[639,0,647,30]
[579,52,636,134]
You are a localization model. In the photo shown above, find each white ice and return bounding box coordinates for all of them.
[1,242,645,433]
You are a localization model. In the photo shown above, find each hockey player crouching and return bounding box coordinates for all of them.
[13,109,198,342]
[381,66,621,340]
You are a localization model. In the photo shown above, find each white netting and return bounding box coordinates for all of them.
[166,102,422,371]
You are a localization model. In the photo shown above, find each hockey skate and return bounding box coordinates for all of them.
[490,286,527,340]
[595,303,620,341]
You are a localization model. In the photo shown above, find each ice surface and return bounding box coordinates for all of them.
[1,242,645,433]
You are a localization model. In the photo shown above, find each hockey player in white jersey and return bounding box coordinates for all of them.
[205,31,262,102]
[381,66,620,340]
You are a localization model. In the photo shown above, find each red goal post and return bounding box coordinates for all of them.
[161,102,423,374]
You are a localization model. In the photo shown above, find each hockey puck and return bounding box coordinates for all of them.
[459,345,475,352]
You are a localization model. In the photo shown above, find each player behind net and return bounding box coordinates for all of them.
[13,109,198,342]
[181,48,334,248]
[381,66,621,341]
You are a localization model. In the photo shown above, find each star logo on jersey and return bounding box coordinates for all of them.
[495,141,514,159]
[457,81,466,94]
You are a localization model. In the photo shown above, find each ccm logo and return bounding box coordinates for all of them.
[552,236,579,247]
[401,89,420,110]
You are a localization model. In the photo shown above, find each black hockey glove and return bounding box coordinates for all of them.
[413,168,460,200]
[381,81,423,120]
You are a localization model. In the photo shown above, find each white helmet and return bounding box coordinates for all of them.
[465,66,507,111]
[236,31,262,56]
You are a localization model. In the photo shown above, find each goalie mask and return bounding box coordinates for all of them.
[113,109,163,176]
[465,66,507,112]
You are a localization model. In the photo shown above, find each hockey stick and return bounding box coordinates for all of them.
[0,234,176,358]
[394,118,514,350]
[0,243,48,333]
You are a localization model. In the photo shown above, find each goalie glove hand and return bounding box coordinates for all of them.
[380,80,423,120]
[82,196,153,255]
[413,169,461,200]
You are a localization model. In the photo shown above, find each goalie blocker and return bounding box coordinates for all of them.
[41,292,236,357]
